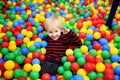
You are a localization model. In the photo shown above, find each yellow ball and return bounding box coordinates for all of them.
[35,38,42,42]
[7,21,13,28]
[26,31,33,38]
[4,70,13,79]
[21,29,27,36]
[83,76,90,80]
[65,49,73,56]
[100,25,107,31]
[7,1,12,5]
[87,29,93,34]
[110,47,118,54]
[23,63,32,72]
[0,53,3,58]
[32,64,41,72]
[77,69,86,76]
[80,45,88,54]
[93,32,101,39]
[115,13,120,19]
[96,62,105,72]
[27,52,33,59]
[4,60,15,70]
[112,62,120,69]
[0,69,2,76]
[23,37,30,43]
[41,48,46,54]
[8,45,16,51]
[87,20,92,26]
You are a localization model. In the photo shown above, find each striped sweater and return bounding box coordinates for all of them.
[45,30,82,62]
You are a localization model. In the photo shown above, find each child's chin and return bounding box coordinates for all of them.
[52,37,59,40]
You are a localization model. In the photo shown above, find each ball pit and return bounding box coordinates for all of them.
[0,0,120,80]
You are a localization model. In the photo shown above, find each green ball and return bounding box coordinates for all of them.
[13,50,20,57]
[30,71,39,80]
[77,57,86,66]
[1,48,9,55]
[104,59,111,63]
[112,25,118,30]
[36,49,41,53]
[63,71,72,80]
[89,49,97,57]
[13,69,23,78]
[0,38,3,44]
[57,66,65,74]
[67,7,72,11]
[21,43,27,48]
[10,37,16,41]
[74,51,83,59]
[69,19,76,26]
[34,22,40,28]
[21,14,28,20]
[15,55,25,64]
[97,72,104,78]
[101,50,110,59]
[114,36,120,43]
[1,2,5,6]
[0,19,4,24]
[22,71,28,77]
[10,14,16,20]
[72,8,77,13]
[6,31,13,37]
[118,48,120,56]
[51,7,56,12]
[61,56,67,63]
[84,40,91,46]
[74,28,80,34]
[79,11,84,16]
[88,71,97,80]
[74,48,80,53]
[104,16,108,21]
[6,53,15,60]
[33,30,38,34]
[29,45,36,52]
[63,61,71,70]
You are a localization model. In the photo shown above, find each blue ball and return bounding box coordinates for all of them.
[21,47,29,56]
[71,75,84,80]
[17,34,24,39]
[114,66,120,75]
[86,34,93,41]
[13,21,19,27]
[38,33,45,40]
[37,26,43,32]
[50,76,57,80]
[98,38,108,45]
[84,13,89,18]
[110,54,120,62]
[88,45,93,50]
[34,42,41,48]
[32,58,40,65]
[32,11,36,17]
[102,44,110,50]
[115,75,120,80]
[41,40,48,48]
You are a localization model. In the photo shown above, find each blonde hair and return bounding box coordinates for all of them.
[44,15,63,31]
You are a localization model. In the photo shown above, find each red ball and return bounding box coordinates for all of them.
[93,42,101,50]
[79,32,86,39]
[26,21,32,27]
[32,51,41,59]
[16,38,23,46]
[1,41,9,48]
[84,62,94,72]
[96,77,103,80]
[39,54,46,61]
[26,26,33,31]
[13,63,21,70]
[0,62,6,72]
[104,68,114,75]
[31,34,38,40]
[105,35,113,42]
[100,31,106,38]
[24,57,32,64]
[105,63,113,69]
[41,73,50,80]
[18,77,27,80]
[104,74,115,80]
[1,27,8,33]
[13,31,20,36]
[77,22,83,29]
[10,27,16,33]
[2,35,9,42]
[94,57,103,64]
[70,62,80,71]
[67,55,75,62]
[16,25,22,32]
[86,54,95,63]
[58,77,65,80]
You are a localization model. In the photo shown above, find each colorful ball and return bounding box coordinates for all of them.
[41,73,50,80]
[95,62,105,72]
[63,71,73,80]
[4,60,15,70]
[32,64,41,72]
[4,70,13,79]
[114,66,120,75]
[65,49,73,56]
[23,63,32,72]
[30,71,39,80]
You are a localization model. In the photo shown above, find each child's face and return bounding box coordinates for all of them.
[47,26,62,40]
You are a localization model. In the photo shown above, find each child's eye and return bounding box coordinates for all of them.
[55,30,58,32]
[49,31,52,33]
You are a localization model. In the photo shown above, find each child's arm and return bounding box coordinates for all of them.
[68,30,82,48]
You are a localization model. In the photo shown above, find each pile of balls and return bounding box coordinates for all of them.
[0,0,120,80]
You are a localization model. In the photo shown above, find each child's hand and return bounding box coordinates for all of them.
[62,27,70,34]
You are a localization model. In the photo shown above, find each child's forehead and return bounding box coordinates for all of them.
[47,26,61,31]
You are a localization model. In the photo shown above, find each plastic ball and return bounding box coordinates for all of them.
[15,55,25,64]
[93,42,102,50]
[65,49,73,56]
[80,45,88,54]
[84,63,94,72]
[86,54,95,63]
[24,57,32,64]
[96,77,103,80]
[98,38,108,45]
[4,60,15,70]
[4,70,13,79]
[110,47,118,54]
[23,63,32,72]
[30,71,39,80]
[70,62,80,71]
[87,71,97,80]
[41,40,48,48]
[18,77,27,80]
[63,71,73,80]
[32,58,40,65]
[13,69,23,78]
[28,45,36,52]
[51,75,57,80]
[114,66,120,75]
[97,72,104,78]
[21,47,29,56]
[63,61,71,70]
[110,54,120,62]
[101,50,110,59]
[16,38,23,46]
[67,55,75,62]
[77,57,86,66]
[1,41,9,48]
[71,74,84,80]
[86,34,93,41]
[32,64,41,72]
[95,62,105,72]
[34,42,41,48]
[32,51,41,58]
[93,32,101,39]
[77,69,86,76]
[41,73,50,80]
[39,54,46,61]
[41,48,46,54]
[58,66,65,75]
